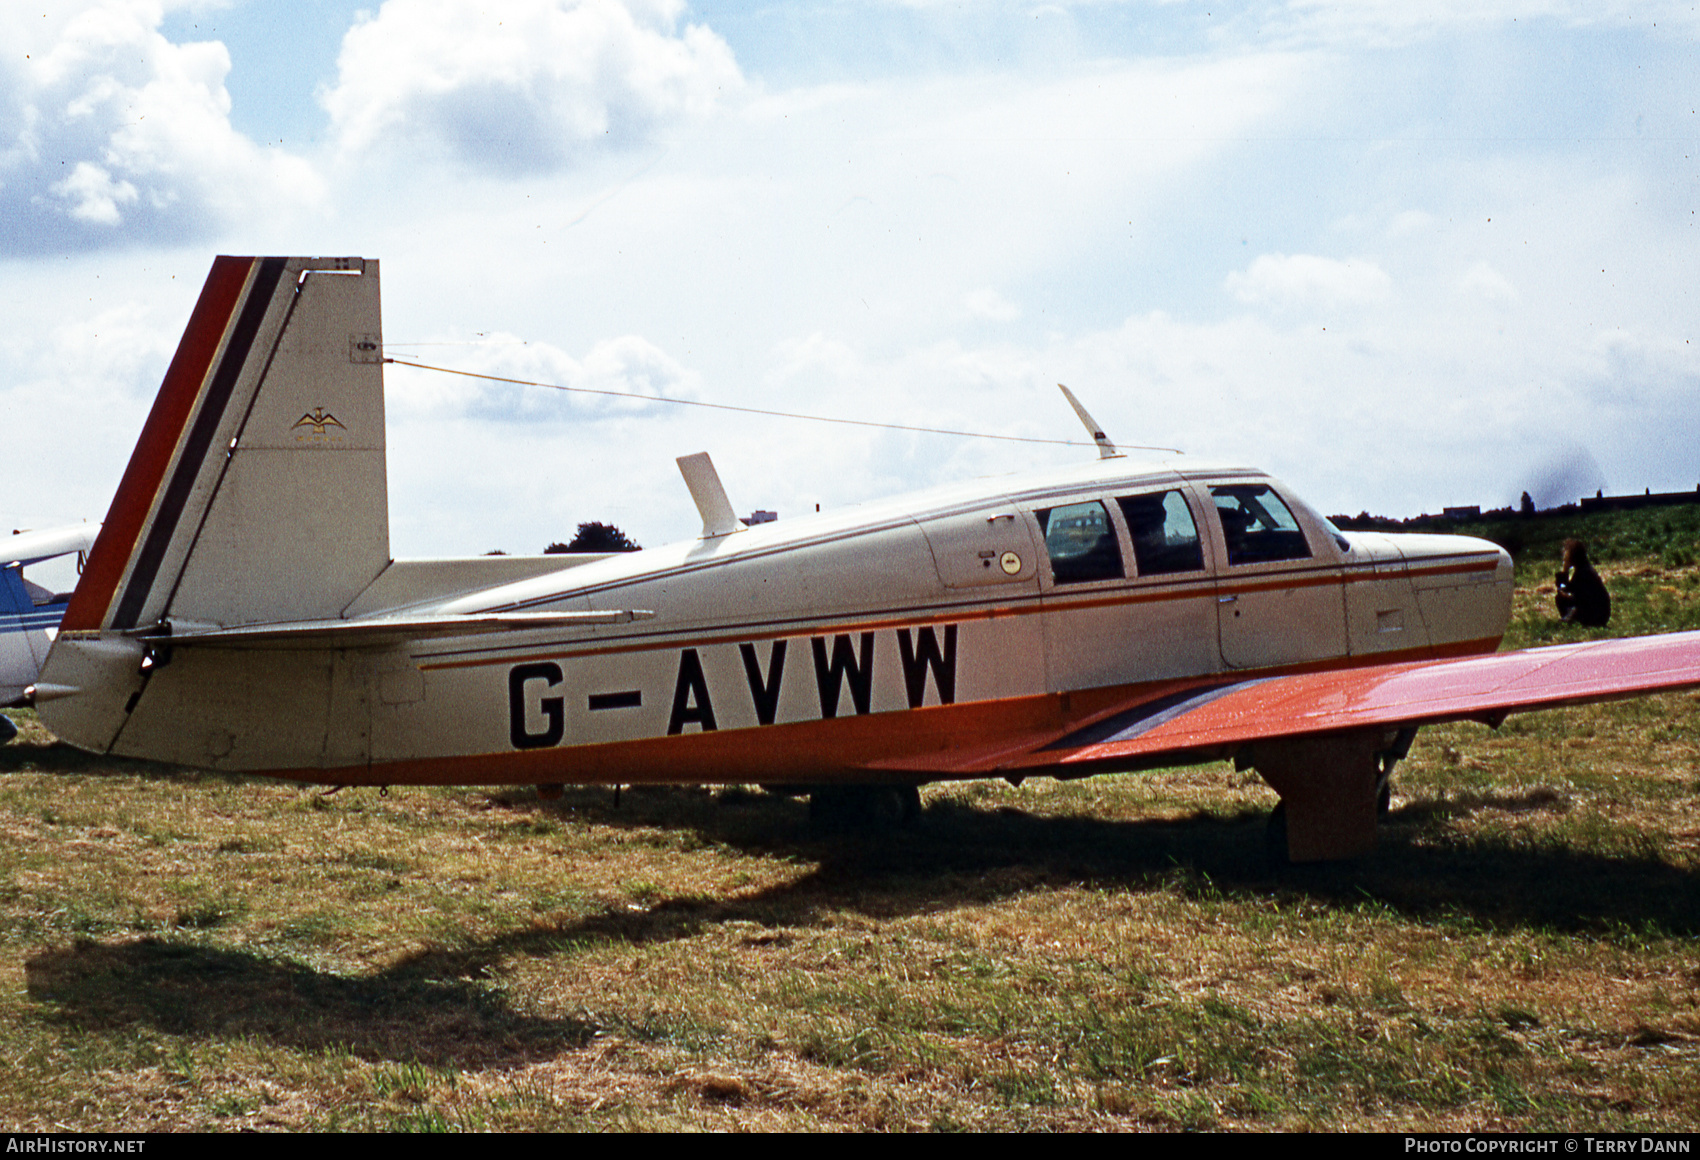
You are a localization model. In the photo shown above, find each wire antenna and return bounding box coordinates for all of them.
[385,358,1184,455]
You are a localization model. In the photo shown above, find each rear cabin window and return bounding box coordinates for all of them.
[22,576,61,606]
[1210,484,1311,566]
[1036,501,1124,584]
[1117,490,1205,576]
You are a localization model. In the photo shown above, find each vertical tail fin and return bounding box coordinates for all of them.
[62,256,390,634]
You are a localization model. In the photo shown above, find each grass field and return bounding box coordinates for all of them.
[2,514,1698,1131]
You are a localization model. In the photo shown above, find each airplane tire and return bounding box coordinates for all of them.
[1264,802,1290,868]
[0,714,15,744]
[1376,727,1416,819]
[809,785,921,832]
[892,785,922,825]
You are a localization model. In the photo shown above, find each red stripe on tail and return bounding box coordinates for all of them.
[61,257,255,632]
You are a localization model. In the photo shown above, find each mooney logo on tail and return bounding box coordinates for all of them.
[292,408,346,436]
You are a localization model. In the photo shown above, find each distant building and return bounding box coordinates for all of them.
[744,510,778,525]
[1578,488,1700,514]
[1442,506,1481,521]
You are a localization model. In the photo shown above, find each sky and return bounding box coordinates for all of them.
[2,0,1697,556]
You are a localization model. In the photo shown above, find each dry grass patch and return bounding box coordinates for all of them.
[1,740,1696,1130]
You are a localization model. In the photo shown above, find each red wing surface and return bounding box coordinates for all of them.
[915,631,1700,777]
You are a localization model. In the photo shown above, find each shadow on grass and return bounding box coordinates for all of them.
[26,782,1700,1067]
[0,737,197,780]
[505,783,1700,937]
[24,937,596,1068]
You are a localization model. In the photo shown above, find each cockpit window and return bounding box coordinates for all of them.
[1117,490,1204,576]
[1036,501,1124,584]
[1318,513,1351,553]
[1210,484,1311,565]
[21,576,59,606]
[4,565,72,611]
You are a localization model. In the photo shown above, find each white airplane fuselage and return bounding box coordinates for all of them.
[44,457,1512,784]
[32,255,1517,839]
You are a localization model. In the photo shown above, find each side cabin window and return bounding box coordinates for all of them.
[1210,484,1311,566]
[1036,500,1124,584]
[1117,490,1204,576]
[22,575,62,606]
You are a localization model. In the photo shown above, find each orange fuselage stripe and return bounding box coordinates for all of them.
[255,635,1504,787]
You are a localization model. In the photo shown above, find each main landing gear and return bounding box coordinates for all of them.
[807,785,923,832]
[1243,726,1419,865]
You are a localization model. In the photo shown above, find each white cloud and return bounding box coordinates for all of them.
[0,1,323,252]
[1225,253,1393,308]
[7,5,1697,557]
[320,0,743,174]
[386,330,699,424]
[0,297,176,527]
[1273,0,1700,49]
[50,161,139,225]
[962,287,1020,321]
[1387,210,1438,238]
[1457,260,1519,303]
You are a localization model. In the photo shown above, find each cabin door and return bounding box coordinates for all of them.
[1206,483,1347,670]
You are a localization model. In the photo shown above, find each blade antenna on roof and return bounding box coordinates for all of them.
[677,452,743,538]
[1058,384,1122,460]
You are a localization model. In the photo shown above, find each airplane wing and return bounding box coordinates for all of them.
[876,630,1700,777]
[4,524,100,568]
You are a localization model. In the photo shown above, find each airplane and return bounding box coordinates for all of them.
[2,522,99,742]
[30,255,1700,861]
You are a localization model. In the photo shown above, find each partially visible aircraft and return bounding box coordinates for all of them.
[32,256,1700,860]
[3,523,99,741]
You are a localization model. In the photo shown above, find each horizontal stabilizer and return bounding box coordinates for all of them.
[132,609,655,648]
[4,524,99,568]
